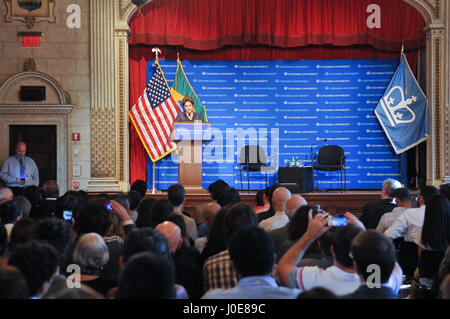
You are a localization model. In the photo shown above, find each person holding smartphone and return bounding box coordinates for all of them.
[0,141,39,195]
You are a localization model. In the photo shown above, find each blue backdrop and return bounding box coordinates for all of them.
[146,59,406,191]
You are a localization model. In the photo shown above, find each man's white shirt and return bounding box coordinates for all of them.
[384,206,425,242]
[259,211,289,232]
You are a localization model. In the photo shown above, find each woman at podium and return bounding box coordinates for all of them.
[175,96,203,122]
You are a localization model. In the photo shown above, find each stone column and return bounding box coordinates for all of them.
[443,0,450,184]
[88,0,120,191]
[424,23,446,186]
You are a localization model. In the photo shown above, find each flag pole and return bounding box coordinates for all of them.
[149,46,162,195]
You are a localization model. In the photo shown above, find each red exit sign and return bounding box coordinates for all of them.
[18,32,43,48]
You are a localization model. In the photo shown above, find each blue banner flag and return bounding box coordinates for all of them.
[374,53,429,154]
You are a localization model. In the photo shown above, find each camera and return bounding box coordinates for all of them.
[328,215,347,227]
[63,210,73,221]
[106,202,113,211]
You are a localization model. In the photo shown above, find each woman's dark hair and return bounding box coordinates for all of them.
[421,194,450,251]
[147,199,172,229]
[135,197,156,228]
[217,187,240,207]
[201,206,229,262]
[128,190,142,210]
[287,205,318,241]
[207,180,229,201]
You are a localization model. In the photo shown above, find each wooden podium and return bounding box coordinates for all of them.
[173,122,212,194]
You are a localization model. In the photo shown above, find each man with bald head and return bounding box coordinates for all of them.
[156,221,183,252]
[259,187,292,232]
[156,221,203,298]
[0,142,39,196]
[269,194,308,254]
[0,188,13,205]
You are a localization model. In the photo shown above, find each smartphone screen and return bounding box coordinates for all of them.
[106,203,113,211]
[63,210,73,221]
[328,216,348,227]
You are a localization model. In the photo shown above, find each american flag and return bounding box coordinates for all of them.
[129,62,180,162]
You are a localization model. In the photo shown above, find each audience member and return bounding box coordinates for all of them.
[413,194,450,297]
[277,205,322,262]
[254,189,269,214]
[269,194,307,256]
[118,252,176,299]
[259,187,291,232]
[194,202,221,253]
[34,218,72,257]
[0,201,21,239]
[207,179,230,202]
[203,202,258,292]
[23,185,41,206]
[118,227,187,299]
[257,183,281,223]
[127,190,142,223]
[0,265,30,299]
[200,206,229,264]
[203,226,300,299]
[156,221,203,299]
[11,195,32,219]
[216,187,241,207]
[42,180,59,217]
[73,233,115,296]
[62,198,121,284]
[167,213,202,266]
[146,198,173,228]
[296,228,334,269]
[0,187,13,204]
[359,178,401,229]
[277,211,364,296]
[135,197,156,228]
[168,183,198,242]
[30,199,54,220]
[384,185,440,243]
[8,218,37,253]
[8,240,59,299]
[341,230,399,299]
[130,179,148,198]
[376,187,412,233]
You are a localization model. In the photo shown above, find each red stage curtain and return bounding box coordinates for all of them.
[129,0,425,51]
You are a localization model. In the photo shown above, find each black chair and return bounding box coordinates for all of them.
[312,145,346,192]
[239,145,276,190]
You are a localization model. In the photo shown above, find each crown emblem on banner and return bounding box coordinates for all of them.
[381,86,416,126]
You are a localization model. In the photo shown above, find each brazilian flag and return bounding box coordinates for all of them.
[170,59,208,122]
